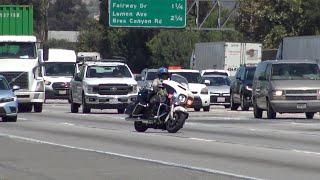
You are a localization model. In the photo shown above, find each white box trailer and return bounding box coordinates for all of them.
[277,36,320,62]
[190,42,262,76]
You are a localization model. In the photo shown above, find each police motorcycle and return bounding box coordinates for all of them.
[125,74,194,133]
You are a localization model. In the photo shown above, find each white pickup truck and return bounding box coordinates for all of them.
[69,60,138,114]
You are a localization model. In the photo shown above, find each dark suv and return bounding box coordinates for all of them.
[230,65,256,111]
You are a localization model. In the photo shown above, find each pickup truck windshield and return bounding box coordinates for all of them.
[44,62,75,76]
[172,72,201,84]
[0,78,9,90]
[86,65,132,78]
[0,42,36,59]
[203,76,231,86]
[272,63,320,80]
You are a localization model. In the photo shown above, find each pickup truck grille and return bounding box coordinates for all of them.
[96,84,133,95]
[286,96,317,100]
[285,90,317,94]
[0,72,29,89]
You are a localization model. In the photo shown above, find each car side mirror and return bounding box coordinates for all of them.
[12,85,20,91]
[204,80,210,86]
[74,74,82,81]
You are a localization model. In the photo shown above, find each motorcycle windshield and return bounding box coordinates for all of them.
[171,74,189,88]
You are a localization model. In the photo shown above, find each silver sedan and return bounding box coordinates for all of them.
[203,75,231,108]
[0,75,18,122]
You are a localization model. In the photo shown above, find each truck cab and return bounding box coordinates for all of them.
[40,49,76,100]
[0,36,44,112]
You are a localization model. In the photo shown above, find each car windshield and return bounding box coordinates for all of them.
[146,72,158,80]
[86,65,132,78]
[203,72,228,76]
[0,42,36,59]
[0,78,9,90]
[172,72,201,84]
[246,68,256,80]
[272,63,320,80]
[204,76,230,86]
[44,62,75,76]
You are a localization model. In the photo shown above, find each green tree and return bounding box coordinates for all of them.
[48,0,89,31]
[77,19,105,52]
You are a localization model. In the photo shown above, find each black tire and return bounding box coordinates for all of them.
[194,107,201,112]
[306,112,315,119]
[253,99,263,118]
[267,100,276,119]
[134,121,148,132]
[18,104,32,113]
[117,108,125,114]
[224,105,231,109]
[34,103,43,113]
[230,94,239,111]
[166,112,187,133]
[82,95,91,114]
[203,106,210,112]
[71,103,79,113]
[2,116,17,122]
[240,95,250,111]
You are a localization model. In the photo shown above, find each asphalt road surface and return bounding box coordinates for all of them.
[1,102,320,180]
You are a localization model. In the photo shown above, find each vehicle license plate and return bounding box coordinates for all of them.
[297,104,307,109]
[217,97,225,103]
[58,90,67,95]
[109,98,118,104]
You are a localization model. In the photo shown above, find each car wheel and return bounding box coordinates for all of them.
[230,94,239,111]
[203,106,210,112]
[34,103,43,113]
[240,95,249,111]
[267,100,276,119]
[194,107,201,112]
[2,116,17,122]
[82,95,91,114]
[306,112,315,119]
[134,121,148,132]
[253,99,263,119]
[71,103,79,113]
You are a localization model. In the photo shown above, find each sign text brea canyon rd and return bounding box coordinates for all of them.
[109,0,186,28]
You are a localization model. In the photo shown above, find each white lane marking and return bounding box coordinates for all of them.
[250,129,256,131]
[189,137,217,142]
[0,133,261,180]
[18,118,27,121]
[61,123,75,126]
[292,149,320,156]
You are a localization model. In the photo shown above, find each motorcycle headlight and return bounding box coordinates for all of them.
[178,95,187,104]
[246,86,253,91]
[0,97,15,103]
[201,87,209,94]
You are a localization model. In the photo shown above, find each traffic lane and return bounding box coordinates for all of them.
[18,104,320,152]
[1,121,320,179]
[0,136,223,180]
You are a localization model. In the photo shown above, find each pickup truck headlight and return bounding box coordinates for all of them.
[0,97,15,103]
[273,90,283,96]
[201,87,209,94]
[86,85,94,94]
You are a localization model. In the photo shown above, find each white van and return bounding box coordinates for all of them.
[40,49,77,100]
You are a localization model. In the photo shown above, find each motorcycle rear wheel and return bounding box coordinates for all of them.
[166,112,187,133]
[134,121,148,132]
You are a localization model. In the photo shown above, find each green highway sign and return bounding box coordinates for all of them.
[109,0,186,28]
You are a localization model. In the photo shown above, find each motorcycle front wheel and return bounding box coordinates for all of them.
[134,121,148,132]
[166,112,187,133]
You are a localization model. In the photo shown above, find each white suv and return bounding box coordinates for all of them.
[169,69,210,111]
[69,60,138,114]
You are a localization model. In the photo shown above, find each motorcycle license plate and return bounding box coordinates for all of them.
[58,90,67,95]
[217,97,225,103]
[297,104,307,109]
